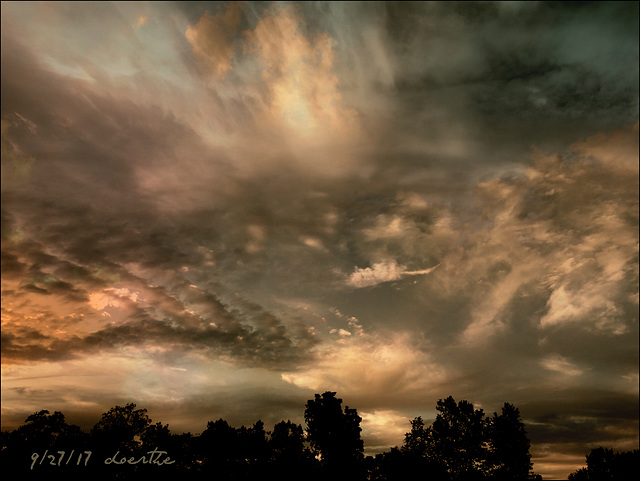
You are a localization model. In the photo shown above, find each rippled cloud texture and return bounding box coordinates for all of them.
[1,2,638,478]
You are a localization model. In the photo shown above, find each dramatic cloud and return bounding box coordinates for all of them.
[186,3,243,79]
[347,261,438,288]
[1,2,638,478]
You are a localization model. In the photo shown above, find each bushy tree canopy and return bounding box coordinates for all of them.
[486,403,532,480]
[90,402,151,448]
[400,396,533,480]
[568,447,640,481]
[432,396,486,477]
[304,391,364,479]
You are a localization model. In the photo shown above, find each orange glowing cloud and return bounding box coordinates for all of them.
[245,5,360,146]
[185,3,243,80]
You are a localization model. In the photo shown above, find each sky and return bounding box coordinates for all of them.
[1,1,638,478]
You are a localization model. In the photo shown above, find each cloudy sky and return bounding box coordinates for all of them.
[1,1,638,478]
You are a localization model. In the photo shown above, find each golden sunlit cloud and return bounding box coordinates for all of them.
[540,354,584,378]
[185,2,243,79]
[347,260,438,288]
[360,409,411,453]
[281,331,449,400]
[570,122,639,173]
[135,15,148,28]
[244,5,360,142]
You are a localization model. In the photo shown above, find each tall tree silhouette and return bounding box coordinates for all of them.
[304,391,365,480]
[427,396,487,480]
[395,416,448,480]
[88,402,154,479]
[486,403,532,480]
[402,416,428,457]
[236,420,270,477]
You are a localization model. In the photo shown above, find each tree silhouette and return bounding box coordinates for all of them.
[268,420,316,480]
[570,468,590,481]
[140,421,171,448]
[196,417,238,475]
[427,396,487,480]
[90,402,151,451]
[86,403,155,479]
[12,410,85,447]
[236,420,270,477]
[486,403,532,480]
[270,420,306,462]
[304,391,365,480]
[568,447,640,481]
[393,416,449,480]
[0,410,88,480]
[0,393,542,481]
[402,416,428,457]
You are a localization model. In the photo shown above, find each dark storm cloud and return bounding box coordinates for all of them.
[383,1,639,115]
[1,328,69,363]
[1,250,27,279]
[3,147,320,367]
[522,388,639,452]
[3,252,319,366]
[1,32,222,282]
[2,304,316,368]
[74,318,311,367]
[309,1,639,179]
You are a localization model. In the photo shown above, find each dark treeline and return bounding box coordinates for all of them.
[568,447,640,481]
[1,391,636,481]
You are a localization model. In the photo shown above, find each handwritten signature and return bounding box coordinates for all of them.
[30,448,175,470]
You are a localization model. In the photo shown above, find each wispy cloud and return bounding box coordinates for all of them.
[347,261,438,288]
